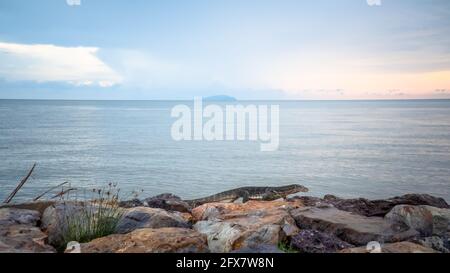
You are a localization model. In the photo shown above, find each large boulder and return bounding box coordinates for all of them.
[78,228,209,253]
[116,207,190,233]
[192,200,301,253]
[388,194,449,209]
[291,194,449,217]
[119,199,144,208]
[385,205,450,236]
[116,207,190,234]
[144,193,191,213]
[0,201,55,215]
[290,206,418,246]
[40,202,113,247]
[289,229,353,253]
[0,224,55,253]
[413,236,450,253]
[340,242,437,253]
[0,208,40,226]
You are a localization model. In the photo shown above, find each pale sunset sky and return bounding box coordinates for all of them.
[0,0,450,100]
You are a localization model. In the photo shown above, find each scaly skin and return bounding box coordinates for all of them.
[185,184,309,207]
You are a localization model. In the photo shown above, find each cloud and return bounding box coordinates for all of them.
[0,42,122,87]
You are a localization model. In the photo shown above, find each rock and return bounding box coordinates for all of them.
[290,206,418,246]
[290,194,449,217]
[323,195,395,217]
[192,200,302,252]
[41,202,102,247]
[0,208,40,226]
[231,244,284,253]
[144,193,191,213]
[119,199,144,208]
[388,194,449,209]
[116,207,190,234]
[422,206,450,235]
[0,201,55,215]
[340,242,437,253]
[289,229,353,253]
[0,225,56,253]
[288,196,329,207]
[194,221,244,253]
[78,228,209,253]
[414,236,450,253]
[385,205,450,236]
[385,205,433,236]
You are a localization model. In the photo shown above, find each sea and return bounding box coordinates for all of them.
[1,99,449,202]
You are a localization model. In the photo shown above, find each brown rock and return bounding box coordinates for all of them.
[192,200,302,252]
[79,228,208,253]
[340,242,437,253]
[0,225,56,253]
[290,206,418,246]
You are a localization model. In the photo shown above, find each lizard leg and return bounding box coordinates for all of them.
[236,190,250,203]
[262,191,282,201]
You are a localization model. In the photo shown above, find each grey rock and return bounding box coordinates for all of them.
[231,244,284,253]
[116,207,190,234]
[414,236,450,253]
[291,194,449,217]
[0,201,55,215]
[290,229,354,253]
[334,194,449,217]
[385,205,450,236]
[119,199,144,208]
[290,206,418,246]
[385,205,434,236]
[0,208,40,226]
[40,202,94,247]
[144,193,191,213]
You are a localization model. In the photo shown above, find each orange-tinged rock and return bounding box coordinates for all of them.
[192,199,302,222]
[78,227,209,253]
[192,200,302,252]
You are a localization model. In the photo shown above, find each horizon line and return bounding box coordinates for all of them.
[1,98,450,102]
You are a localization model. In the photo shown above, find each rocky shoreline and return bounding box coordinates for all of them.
[1,192,449,253]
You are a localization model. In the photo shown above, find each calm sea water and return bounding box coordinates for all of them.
[1,99,450,202]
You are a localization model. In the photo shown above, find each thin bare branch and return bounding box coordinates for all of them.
[51,188,76,199]
[3,163,37,204]
[33,181,69,201]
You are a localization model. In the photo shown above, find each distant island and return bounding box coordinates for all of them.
[203,95,237,102]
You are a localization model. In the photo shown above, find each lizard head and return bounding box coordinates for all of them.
[282,184,309,195]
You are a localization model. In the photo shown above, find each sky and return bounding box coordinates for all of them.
[0,0,450,100]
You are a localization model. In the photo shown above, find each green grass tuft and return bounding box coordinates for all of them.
[58,183,124,251]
